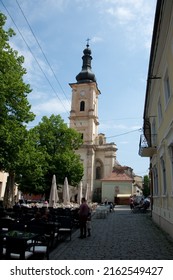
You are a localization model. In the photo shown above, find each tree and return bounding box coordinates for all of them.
[0,13,35,207]
[142,175,150,197]
[15,129,48,195]
[0,12,83,205]
[21,114,84,196]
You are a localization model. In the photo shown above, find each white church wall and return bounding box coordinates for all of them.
[102,182,132,203]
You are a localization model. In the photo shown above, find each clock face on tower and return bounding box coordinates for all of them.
[80,90,85,96]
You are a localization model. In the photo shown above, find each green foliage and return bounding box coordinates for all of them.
[142,175,150,197]
[0,12,35,171]
[0,12,35,207]
[15,129,48,194]
[0,12,83,202]
[27,114,84,194]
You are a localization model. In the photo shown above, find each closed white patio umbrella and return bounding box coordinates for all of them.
[63,177,70,205]
[85,183,89,201]
[77,181,83,205]
[49,174,59,208]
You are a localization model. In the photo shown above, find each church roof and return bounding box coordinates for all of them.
[76,42,96,83]
[102,165,133,182]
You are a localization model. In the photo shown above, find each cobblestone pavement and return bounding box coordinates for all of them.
[50,205,173,260]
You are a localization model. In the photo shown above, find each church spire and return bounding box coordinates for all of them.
[76,41,96,83]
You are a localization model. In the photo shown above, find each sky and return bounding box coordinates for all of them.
[0,0,157,177]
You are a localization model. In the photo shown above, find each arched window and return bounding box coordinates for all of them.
[96,166,101,179]
[95,160,103,179]
[80,101,85,111]
[99,136,103,145]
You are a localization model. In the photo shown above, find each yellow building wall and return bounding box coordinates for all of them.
[147,1,173,238]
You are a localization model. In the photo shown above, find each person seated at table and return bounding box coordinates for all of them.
[13,202,21,211]
[141,197,150,209]
[41,208,51,222]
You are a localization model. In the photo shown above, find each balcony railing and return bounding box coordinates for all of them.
[139,134,157,157]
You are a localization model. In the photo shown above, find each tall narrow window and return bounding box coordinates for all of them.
[158,98,162,125]
[164,70,171,106]
[96,166,101,179]
[95,160,103,179]
[160,157,167,195]
[80,101,85,111]
[153,166,158,195]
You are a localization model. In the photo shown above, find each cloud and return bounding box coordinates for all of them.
[99,0,156,50]
[106,6,135,24]
[31,97,71,116]
[100,123,127,130]
[9,27,52,84]
[119,141,128,144]
[20,0,70,22]
[91,36,103,44]
[100,122,141,131]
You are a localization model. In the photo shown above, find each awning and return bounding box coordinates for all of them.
[117,194,131,197]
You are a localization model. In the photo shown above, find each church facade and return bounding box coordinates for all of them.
[69,44,137,202]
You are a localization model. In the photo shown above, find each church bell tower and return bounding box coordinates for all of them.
[69,43,100,200]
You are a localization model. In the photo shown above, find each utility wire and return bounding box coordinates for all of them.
[0,1,144,130]
[0,0,69,115]
[15,0,71,107]
[106,128,142,139]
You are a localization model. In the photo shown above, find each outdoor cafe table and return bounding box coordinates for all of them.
[3,230,39,259]
[95,205,110,219]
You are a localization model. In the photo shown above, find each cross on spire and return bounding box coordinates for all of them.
[86,38,90,47]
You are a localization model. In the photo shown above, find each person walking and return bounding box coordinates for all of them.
[78,197,89,239]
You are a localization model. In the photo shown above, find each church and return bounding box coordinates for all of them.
[69,43,142,203]
[0,44,142,204]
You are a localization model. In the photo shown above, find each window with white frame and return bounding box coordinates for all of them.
[160,157,167,195]
[158,98,163,125]
[152,165,158,195]
[164,70,171,106]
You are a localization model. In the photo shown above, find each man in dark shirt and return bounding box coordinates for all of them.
[78,197,89,238]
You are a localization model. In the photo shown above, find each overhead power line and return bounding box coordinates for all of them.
[106,128,142,139]
[0,0,69,115]
[0,1,144,132]
[15,0,71,107]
